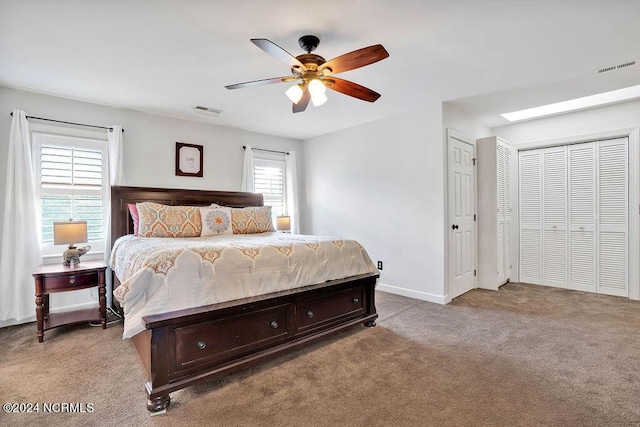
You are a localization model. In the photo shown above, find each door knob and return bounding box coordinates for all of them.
[451,224,459,230]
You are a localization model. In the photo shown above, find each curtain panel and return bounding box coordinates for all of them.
[0,110,42,321]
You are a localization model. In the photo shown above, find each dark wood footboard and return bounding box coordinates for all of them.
[132,272,378,412]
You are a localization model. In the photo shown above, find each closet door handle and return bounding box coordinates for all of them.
[451,224,459,230]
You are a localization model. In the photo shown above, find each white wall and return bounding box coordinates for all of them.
[492,100,640,146]
[0,86,301,327]
[442,103,492,141]
[302,103,447,303]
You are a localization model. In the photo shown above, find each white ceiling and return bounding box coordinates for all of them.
[1,0,639,140]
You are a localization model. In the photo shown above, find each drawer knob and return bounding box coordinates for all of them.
[270,321,279,329]
[197,341,206,350]
[352,297,359,304]
[69,278,76,285]
[306,311,314,318]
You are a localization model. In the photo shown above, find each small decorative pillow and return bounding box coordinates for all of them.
[136,202,202,237]
[199,206,233,236]
[231,206,275,234]
[128,203,140,235]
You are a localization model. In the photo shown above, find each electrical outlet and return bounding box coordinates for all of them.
[377,261,383,270]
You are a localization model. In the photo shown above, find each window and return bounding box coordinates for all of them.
[32,128,108,259]
[253,154,287,219]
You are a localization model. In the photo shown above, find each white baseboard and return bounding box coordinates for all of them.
[377,282,447,305]
[0,301,99,329]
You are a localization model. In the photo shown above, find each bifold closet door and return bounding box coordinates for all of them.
[542,146,568,288]
[519,138,628,296]
[597,138,628,296]
[502,143,512,280]
[568,143,596,292]
[519,150,542,284]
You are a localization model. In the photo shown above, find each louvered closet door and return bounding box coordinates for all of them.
[568,143,596,292]
[542,146,568,288]
[497,143,506,283]
[519,150,542,284]
[502,143,512,280]
[597,138,628,297]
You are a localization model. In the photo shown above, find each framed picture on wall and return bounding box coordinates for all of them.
[175,142,203,177]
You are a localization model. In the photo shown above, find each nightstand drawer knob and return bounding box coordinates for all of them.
[69,278,76,285]
[270,321,279,329]
[352,297,359,304]
[306,310,314,318]
[197,341,206,350]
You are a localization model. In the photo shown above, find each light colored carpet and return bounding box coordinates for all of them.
[1,283,640,426]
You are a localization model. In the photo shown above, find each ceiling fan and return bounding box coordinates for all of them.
[225,35,389,113]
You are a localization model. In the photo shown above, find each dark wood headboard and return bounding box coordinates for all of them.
[111,186,264,246]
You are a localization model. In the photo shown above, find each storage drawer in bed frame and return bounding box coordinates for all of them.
[133,272,378,412]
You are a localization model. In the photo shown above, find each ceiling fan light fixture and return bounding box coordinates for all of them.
[311,91,328,107]
[308,79,327,107]
[285,84,304,104]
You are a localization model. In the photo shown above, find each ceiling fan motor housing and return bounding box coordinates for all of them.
[298,35,320,53]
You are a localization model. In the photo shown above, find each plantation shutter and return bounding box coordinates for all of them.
[39,143,104,244]
[253,159,285,218]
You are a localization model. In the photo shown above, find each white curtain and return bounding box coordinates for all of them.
[0,110,42,321]
[241,145,255,192]
[285,151,300,234]
[104,125,125,307]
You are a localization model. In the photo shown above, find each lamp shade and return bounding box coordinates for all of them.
[53,221,88,246]
[276,216,291,232]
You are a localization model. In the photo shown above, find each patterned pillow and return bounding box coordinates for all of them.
[231,206,275,234]
[199,206,233,236]
[128,203,139,235]
[136,202,202,237]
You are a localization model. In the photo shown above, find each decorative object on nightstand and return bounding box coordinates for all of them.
[32,260,107,342]
[276,215,291,233]
[53,220,91,266]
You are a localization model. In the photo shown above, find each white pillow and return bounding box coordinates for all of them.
[199,206,233,236]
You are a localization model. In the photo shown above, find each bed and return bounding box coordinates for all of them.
[110,186,379,413]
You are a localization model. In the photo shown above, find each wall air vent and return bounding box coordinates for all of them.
[594,59,639,75]
[193,106,223,117]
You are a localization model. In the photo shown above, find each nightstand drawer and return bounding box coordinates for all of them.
[45,271,98,291]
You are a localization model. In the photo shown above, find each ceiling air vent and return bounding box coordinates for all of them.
[594,59,639,75]
[193,105,222,117]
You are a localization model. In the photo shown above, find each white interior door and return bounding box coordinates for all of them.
[448,135,476,299]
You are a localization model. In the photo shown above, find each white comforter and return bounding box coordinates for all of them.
[110,232,377,338]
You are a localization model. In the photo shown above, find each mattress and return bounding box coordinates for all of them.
[110,232,377,338]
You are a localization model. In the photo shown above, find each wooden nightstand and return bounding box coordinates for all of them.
[32,260,107,342]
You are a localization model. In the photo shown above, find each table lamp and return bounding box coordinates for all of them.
[276,216,291,233]
[53,220,91,266]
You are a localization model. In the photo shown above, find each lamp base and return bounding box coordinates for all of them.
[62,245,91,266]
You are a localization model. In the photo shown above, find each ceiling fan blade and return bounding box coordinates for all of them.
[319,44,389,75]
[225,76,297,90]
[293,88,311,113]
[251,38,306,70]
[324,77,381,102]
